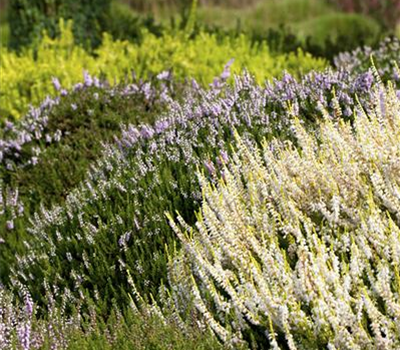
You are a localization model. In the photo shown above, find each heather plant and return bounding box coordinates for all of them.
[0,19,326,120]
[0,72,177,281]
[167,80,400,349]
[0,285,225,350]
[4,61,396,312]
[0,72,175,211]
[335,36,400,81]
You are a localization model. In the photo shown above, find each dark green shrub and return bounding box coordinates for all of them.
[106,1,164,42]
[8,0,111,49]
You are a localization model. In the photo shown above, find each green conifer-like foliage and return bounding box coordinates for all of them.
[8,0,111,49]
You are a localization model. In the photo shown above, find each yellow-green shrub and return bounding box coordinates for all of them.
[0,20,327,119]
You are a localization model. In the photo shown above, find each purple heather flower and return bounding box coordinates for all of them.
[93,77,101,88]
[219,150,229,164]
[83,71,93,87]
[157,70,170,80]
[140,125,155,139]
[5,120,14,131]
[155,120,170,134]
[74,83,84,91]
[220,59,235,80]
[204,160,216,176]
[52,77,62,91]
[17,322,31,350]
[6,220,14,230]
[25,293,34,316]
[192,79,200,90]
[18,203,24,214]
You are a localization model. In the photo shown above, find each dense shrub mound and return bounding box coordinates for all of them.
[334,36,400,81]
[168,81,400,349]
[3,59,397,313]
[0,73,175,214]
[0,20,326,120]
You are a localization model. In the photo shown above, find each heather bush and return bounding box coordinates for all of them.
[0,72,177,283]
[4,60,397,312]
[335,36,400,81]
[0,19,326,120]
[0,73,175,213]
[167,80,400,349]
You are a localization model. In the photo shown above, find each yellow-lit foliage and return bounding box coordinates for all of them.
[0,20,327,119]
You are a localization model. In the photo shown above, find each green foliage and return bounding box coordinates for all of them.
[189,0,384,62]
[327,0,400,29]
[0,78,177,284]
[0,23,8,48]
[0,20,327,119]
[0,287,228,350]
[294,12,381,47]
[249,0,335,30]
[106,1,163,42]
[64,310,226,350]
[7,0,111,49]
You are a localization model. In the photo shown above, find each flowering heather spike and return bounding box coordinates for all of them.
[203,160,216,176]
[157,71,171,81]
[52,77,62,91]
[83,71,93,87]
[220,59,235,81]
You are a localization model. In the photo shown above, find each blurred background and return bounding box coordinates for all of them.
[0,0,399,57]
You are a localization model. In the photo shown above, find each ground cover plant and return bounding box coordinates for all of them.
[1,1,400,349]
[2,47,398,313]
[3,59,399,349]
